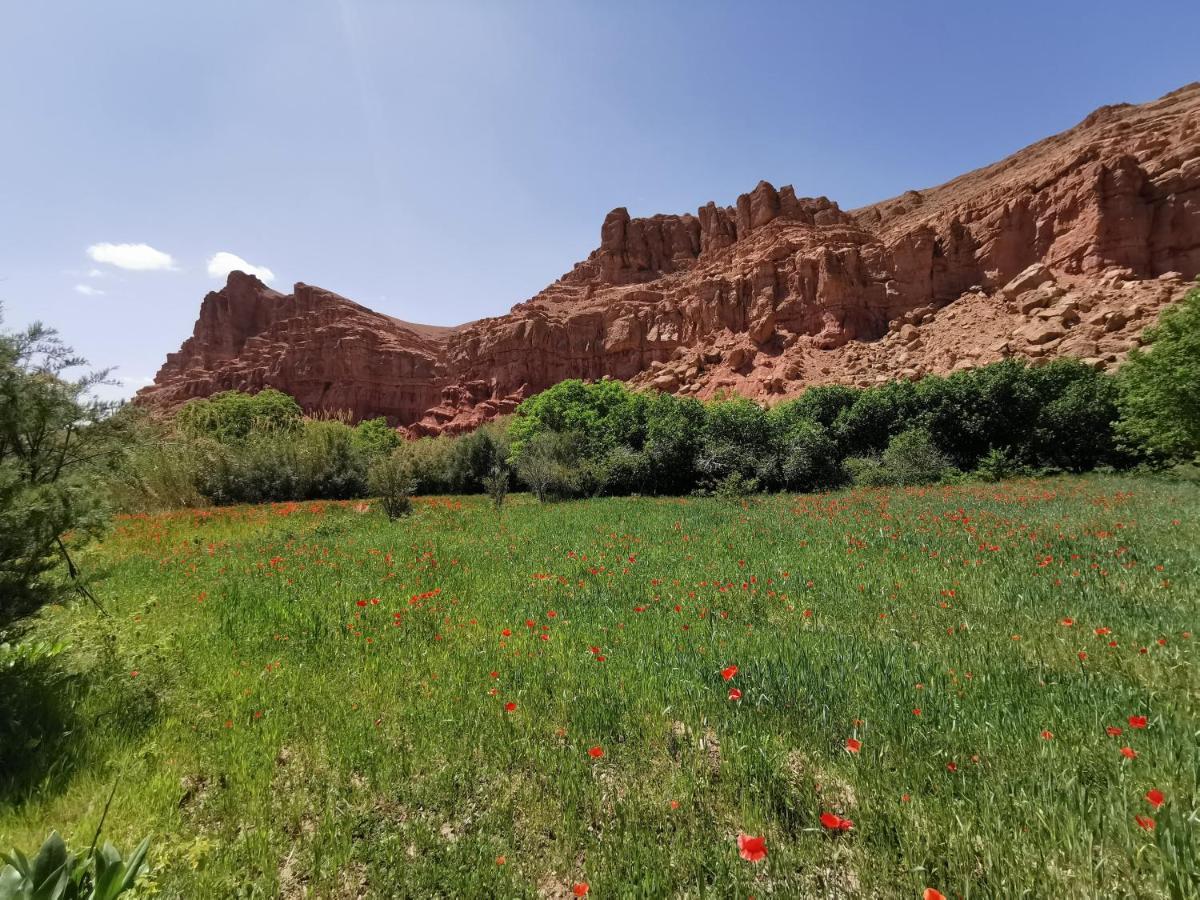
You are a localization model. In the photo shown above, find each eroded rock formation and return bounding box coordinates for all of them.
[138,83,1200,435]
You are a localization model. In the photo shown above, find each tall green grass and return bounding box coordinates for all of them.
[1,476,1196,897]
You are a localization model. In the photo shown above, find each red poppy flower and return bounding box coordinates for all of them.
[728,687,743,701]
[819,812,853,832]
[572,884,589,897]
[1060,618,1074,626]
[501,628,512,637]
[495,855,505,865]
[356,599,367,607]
[737,833,767,862]
[1128,715,1148,729]
[129,670,139,678]
[1106,725,1123,737]
[1040,730,1053,741]
[924,891,946,900]
[1146,788,1164,808]
[721,665,738,681]
[504,702,517,712]
[587,746,604,759]
[1120,746,1137,760]
[845,738,862,754]
[489,671,499,679]
[912,708,922,716]
[1135,814,1155,831]
[946,762,958,772]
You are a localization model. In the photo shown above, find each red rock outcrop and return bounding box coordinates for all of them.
[138,83,1200,434]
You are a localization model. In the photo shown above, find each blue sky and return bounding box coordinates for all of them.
[2,1,1198,399]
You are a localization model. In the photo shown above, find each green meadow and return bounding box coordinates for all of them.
[2,476,1197,898]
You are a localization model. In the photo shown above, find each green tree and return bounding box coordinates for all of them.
[1,314,116,630]
[1117,285,1200,461]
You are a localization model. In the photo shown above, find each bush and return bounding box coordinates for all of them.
[368,452,416,519]
[513,432,593,501]
[848,428,953,487]
[1117,284,1200,462]
[351,417,402,459]
[176,388,301,442]
[779,420,844,492]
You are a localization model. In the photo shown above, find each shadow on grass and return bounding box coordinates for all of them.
[0,655,89,804]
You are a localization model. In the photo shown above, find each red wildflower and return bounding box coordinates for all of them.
[912,708,922,716]
[1060,617,1074,626]
[129,670,139,678]
[946,761,958,772]
[1128,715,1148,729]
[1106,725,1123,737]
[496,856,505,865]
[1121,746,1137,759]
[845,738,862,754]
[1040,730,1053,741]
[737,833,767,862]
[501,628,512,637]
[819,812,853,832]
[728,687,743,701]
[587,746,604,759]
[504,702,517,712]
[1135,814,1155,831]
[721,665,738,681]
[356,600,367,607]
[1146,788,1164,808]
[924,891,946,900]
[572,884,589,897]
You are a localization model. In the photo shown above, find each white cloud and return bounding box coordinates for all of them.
[86,268,105,278]
[87,242,176,271]
[206,251,275,283]
[74,283,105,296]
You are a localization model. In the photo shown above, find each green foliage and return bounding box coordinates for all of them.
[0,314,116,630]
[175,388,301,442]
[778,419,844,492]
[0,831,149,900]
[512,432,593,502]
[846,428,954,487]
[368,451,416,519]
[1117,285,1200,462]
[351,417,401,459]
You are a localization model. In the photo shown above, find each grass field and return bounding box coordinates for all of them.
[1,476,1197,898]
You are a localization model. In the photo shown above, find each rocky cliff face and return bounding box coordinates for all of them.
[138,83,1200,434]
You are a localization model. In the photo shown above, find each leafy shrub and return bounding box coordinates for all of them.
[848,428,953,487]
[0,830,150,900]
[1117,284,1200,462]
[779,420,844,492]
[368,452,416,519]
[974,447,1028,482]
[713,471,759,502]
[513,432,593,501]
[176,388,301,442]
[351,417,402,459]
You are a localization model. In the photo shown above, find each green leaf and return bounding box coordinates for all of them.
[0,865,25,900]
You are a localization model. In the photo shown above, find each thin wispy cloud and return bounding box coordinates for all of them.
[74,283,105,296]
[207,251,276,283]
[87,242,176,271]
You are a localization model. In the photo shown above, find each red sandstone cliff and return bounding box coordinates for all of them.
[138,83,1200,434]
